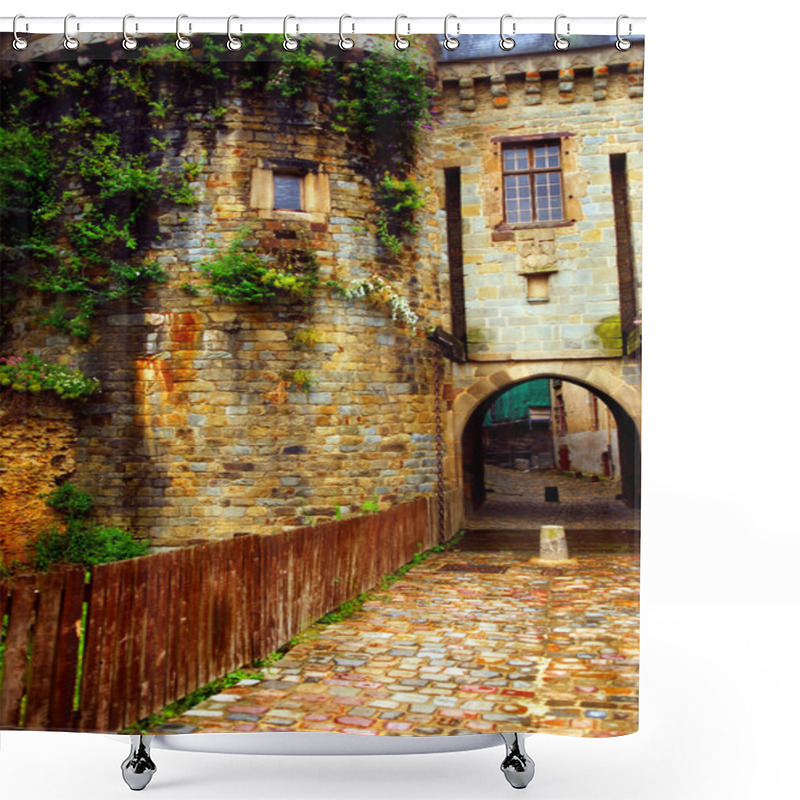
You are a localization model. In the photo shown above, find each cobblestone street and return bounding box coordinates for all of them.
[158,471,639,739]
[470,466,640,531]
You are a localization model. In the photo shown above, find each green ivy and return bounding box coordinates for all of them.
[201,228,320,304]
[334,50,435,169]
[1,71,192,338]
[334,52,434,256]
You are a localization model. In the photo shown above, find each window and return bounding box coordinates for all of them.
[250,164,330,220]
[273,173,303,211]
[502,141,564,224]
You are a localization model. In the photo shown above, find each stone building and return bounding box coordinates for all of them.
[0,34,453,561]
[434,35,643,509]
[0,32,643,564]
[551,379,620,478]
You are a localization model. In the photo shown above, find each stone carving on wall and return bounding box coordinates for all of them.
[515,230,557,273]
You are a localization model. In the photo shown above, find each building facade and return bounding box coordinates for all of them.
[433,35,643,508]
[0,33,642,563]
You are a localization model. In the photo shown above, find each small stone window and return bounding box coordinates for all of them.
[273,173,303,211]
[502,140,564,224]
[250,163,330,222]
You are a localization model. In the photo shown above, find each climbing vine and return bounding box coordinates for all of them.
[201,228,321,304]
[335,273,420,331]
[1,36,433,339]
[334,50,436,257]
[0,35,336,340]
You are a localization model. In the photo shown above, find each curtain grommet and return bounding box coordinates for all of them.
[443,14,460,51]
[554,14,570,51]
[616,15,632,51]
[12,15,28,50]
[176,13,191,50]
[63,13,79,51]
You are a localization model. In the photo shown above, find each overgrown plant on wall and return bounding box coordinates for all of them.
[334,50,436,257]
[335,273,420,331]
[0,104,197,338]
[0,35,336,340]
[200,228,320,304]
[31,483,148,572]
[0,353,101,400]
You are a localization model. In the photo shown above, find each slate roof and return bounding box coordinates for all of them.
[437,33,644,62]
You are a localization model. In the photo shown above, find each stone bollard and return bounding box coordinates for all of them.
[540,525,569,561]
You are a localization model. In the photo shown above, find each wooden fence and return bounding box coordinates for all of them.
[0,490,463,732]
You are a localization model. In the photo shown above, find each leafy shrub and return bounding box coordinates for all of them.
[32,483,147,571]
[32,523,148,571]
[42,483,94,518]
[201,229,320,304]
[0,354,101,400]
[334,51,435,169]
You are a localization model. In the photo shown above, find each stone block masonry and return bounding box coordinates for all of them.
[435,46,643,363]
[0,37,455,549]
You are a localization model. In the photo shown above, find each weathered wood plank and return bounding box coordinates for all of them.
[184,547,200,697]
[0,576,37,728]
[149,554,169,715]
[129,555,150,726]
[50,568,87,731]
[174,547,191,704]
[24,570,67,729]
[108,559,135,731]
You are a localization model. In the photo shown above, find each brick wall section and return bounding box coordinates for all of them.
[434,47,644,362]
[1,39,454,548]
[0,396,77,564]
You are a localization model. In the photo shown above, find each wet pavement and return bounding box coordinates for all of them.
[469,466,640,531]
[157,471,639,739]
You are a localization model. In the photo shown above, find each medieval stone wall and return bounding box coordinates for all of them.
[1,37,454,551]
[0,396,77,564]
[434,44,644,362]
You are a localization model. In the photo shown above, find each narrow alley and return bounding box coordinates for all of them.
[157,471,639,738]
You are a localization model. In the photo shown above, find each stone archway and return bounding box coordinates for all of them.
[451,361,641,511]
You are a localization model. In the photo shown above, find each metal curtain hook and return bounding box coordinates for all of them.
[500,14,515,51]
[176,13,191,50]
[616,15,632,51]
[122,15,137,50]
[12,15,28,50]
[394,15,410,50]
[339,15,354,50]
[64,13,79,50]
[554,14,570,50]
[443,14,460,51]
[227,15,242,51]
[283,15,299,50]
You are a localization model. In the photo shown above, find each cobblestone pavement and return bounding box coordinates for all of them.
[159,491,640,738]
[469,466,640,531]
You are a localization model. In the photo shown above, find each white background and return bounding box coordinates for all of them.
[3,1,799,798]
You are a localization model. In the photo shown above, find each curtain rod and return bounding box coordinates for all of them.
[1,16,645,37]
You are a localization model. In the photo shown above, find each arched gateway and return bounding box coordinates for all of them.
[450,361,641,511]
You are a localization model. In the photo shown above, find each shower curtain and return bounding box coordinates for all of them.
[0,28,642,740]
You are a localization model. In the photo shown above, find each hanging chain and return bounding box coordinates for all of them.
[433,351,446,544]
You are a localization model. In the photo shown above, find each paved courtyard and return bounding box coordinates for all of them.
[157,480,640,738]
[470,466,640,531]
